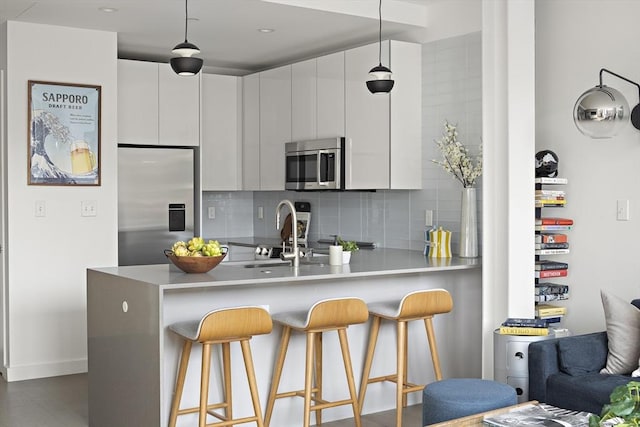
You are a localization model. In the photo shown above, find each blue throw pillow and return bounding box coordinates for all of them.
[558,333,608,376]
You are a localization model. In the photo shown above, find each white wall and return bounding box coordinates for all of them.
[536,0,640,335]
[2,21,118,381]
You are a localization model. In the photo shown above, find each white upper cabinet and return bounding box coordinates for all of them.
[201,74,242,191]
[118,60,158,145]
[242,73,261,191]
[117,59,200,147]
[158,64,200,146]
[259,65,291,191]
[291,52,345,141]
[345,40,421,190]
[291,58,317,141]
[345,42,391,190]
[316,51,345,139]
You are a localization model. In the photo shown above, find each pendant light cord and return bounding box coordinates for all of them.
[378,0,382,66]
[184,0,189,42]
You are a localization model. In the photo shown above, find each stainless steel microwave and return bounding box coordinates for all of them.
[285,137,345,190]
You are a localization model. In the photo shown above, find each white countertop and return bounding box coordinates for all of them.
[89,248,481,290]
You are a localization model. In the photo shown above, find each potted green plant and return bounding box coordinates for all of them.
[590,381,640,427]
[337,237,359,264]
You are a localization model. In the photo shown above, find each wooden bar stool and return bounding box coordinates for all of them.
[168,306,273,427]
[264,297,369,427]
[358,289,453,427]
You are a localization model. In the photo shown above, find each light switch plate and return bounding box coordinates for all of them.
[35,200,46,217]
[81,200,97,217]
[617,199,630,221]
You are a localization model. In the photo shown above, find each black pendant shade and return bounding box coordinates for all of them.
[367,64,395,93]
[171,0,202,76]
[367,0,393,94]
[170,57,204,76]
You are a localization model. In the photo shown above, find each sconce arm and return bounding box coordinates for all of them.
[599,68,640,100]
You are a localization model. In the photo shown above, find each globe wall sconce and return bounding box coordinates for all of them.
[573,68,640,138]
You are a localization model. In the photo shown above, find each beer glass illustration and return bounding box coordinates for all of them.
[70,140,96,174]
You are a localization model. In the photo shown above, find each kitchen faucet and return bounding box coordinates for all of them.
[275,199,300,268]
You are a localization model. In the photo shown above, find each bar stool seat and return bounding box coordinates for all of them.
[358,289,454,427]
[264,297,369,427]
[168,306,273,427]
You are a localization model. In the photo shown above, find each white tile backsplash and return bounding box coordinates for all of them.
[202,32,482,253]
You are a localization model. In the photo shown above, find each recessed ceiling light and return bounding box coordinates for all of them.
[99,7,118,13]
[258,28,275,33]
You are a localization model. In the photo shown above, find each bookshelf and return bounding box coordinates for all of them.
[534,177,570,325]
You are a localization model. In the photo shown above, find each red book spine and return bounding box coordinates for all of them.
[536,269,568,278]
[538,218,574,225]
[541,234,568,243]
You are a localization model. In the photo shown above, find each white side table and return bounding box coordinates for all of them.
[493,330,556,403]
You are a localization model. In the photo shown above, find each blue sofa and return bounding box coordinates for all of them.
[528,331,635,414]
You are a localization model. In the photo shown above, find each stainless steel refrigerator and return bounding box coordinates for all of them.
[118,145,199,266]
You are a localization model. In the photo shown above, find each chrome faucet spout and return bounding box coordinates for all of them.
[275,199,299,268]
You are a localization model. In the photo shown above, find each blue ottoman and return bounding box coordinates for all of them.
[422,379,517,426]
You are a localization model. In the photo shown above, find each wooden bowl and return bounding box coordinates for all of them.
[164,250,227,273]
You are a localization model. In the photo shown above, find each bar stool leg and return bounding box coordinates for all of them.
[303,331,315,427]
[240,339,265,427]
[199,343,212,427]
[169,340,193,427]
[424,317,443,380]
[358,315,381,412]
[338,328,362,427]
[222,341,232,421]
[264,325,292,427]
[314,332,323,425]
[396,321,407,427]
[402,324,409,408]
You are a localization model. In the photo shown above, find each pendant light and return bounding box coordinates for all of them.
[366,0,394,94]
[573,68,640,138]
[170,0,203,76]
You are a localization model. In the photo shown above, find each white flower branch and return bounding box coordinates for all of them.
[432,121,482,188]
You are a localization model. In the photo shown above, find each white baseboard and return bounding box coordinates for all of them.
[3,358,87,382]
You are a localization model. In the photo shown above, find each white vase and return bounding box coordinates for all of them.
[459,187,478,258]
[342,251,351,264]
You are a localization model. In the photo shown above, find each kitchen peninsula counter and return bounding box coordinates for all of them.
[87,249,482,427]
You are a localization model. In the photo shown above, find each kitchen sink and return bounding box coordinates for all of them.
[242,261,291,268]
[226,253,329,269]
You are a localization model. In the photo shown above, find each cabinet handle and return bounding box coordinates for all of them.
[515,351,524,359]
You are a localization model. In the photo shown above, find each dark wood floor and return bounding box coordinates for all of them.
[0,373,423,427]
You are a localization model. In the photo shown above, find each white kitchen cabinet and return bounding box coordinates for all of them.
[201,74,242,191]
[242,72,260,191]
[292,58,317,141]
[345,40,421,190]
[117,59,199,147]
[291,52,345,141]
[317,51,345,138]
[259,65,291,191]
[158,64,200,146]
[118,60,159,145]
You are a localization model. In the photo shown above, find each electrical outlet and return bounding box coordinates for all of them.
[35,200,46,217]
[208,206,216,219]
[617,199,630,221]
[81,200,97,217]
[425,209,433,227]
[258,206,264,219]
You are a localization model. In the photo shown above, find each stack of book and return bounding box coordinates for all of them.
[535,260,568,278]
[535,282,569,302]
[535,189,566,207]
[535,303,567,324]
[499,318,549,336]
[535,233,569,255]
[535,217,573,232]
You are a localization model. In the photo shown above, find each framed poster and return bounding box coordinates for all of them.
[28,80,101,185]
